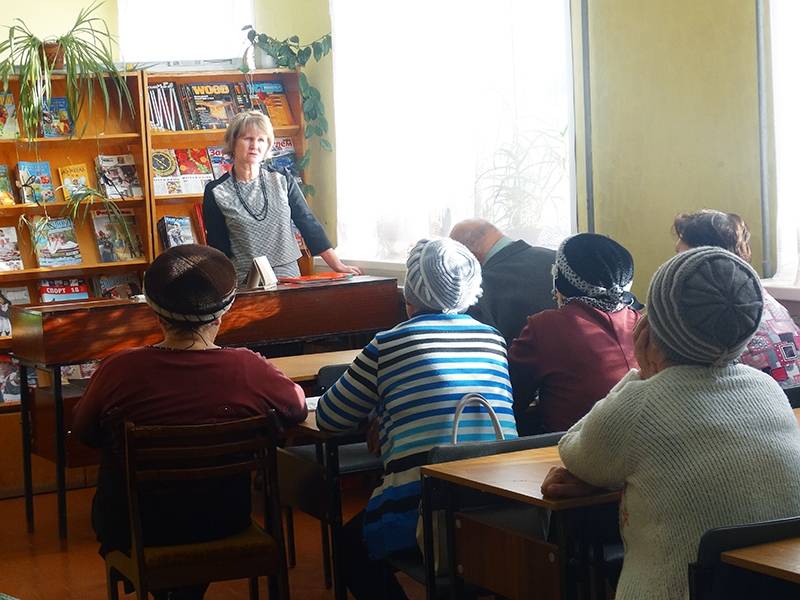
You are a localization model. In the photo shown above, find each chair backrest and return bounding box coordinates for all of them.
[122,413,284,574]
[689,516,800,600]
[316,363,349,395]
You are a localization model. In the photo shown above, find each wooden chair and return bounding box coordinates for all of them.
[104,415,289,600]
[689,515,800,600]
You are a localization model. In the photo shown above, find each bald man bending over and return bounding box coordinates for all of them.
[450,219,555,345]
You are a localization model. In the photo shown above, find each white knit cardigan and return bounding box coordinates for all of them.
[559,365,800,600]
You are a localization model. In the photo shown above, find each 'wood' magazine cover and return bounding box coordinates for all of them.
[32,217,83,267]
[185,82,238,129]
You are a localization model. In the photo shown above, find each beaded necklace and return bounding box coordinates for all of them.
[232,167,269,221]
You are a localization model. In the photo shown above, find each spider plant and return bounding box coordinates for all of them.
[0,1,134,139]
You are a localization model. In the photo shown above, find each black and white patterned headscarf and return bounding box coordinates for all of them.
[552,233,635,313]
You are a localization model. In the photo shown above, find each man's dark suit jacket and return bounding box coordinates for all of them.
[469,240,556,346]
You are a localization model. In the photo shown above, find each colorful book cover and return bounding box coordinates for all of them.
[157,215,196,249]
[91,209,144,262]
[95,154,143,199]
[248,81,294,127]
[0,164,17,205]
[0,227,22,271]
[0,355,21,402]
[17,161,56,204]
[151,149,183,196]
[58,163,90,201]
[41,96,74,138]
[175,147,213,194]
[0,92,19,140]
[185,82,239,130]
[268,136,299,174]
[93,273,142,299]
[206,145,233,179]
[147,82,188,131]
[32,216,83,267]
[38,278,90,303]
[0,286,31,338]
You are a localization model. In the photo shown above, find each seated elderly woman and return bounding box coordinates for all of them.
[509,233,640,435]
[674,209,800,397]
[316,238,518,600]
[542,247,800,600]
[73,244,307,600]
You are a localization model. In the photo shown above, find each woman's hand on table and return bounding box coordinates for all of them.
[319,248,364,275]
[541,466,604,498]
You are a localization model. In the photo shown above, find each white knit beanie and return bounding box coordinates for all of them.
[647,246,763,366]
[404,238,482,314]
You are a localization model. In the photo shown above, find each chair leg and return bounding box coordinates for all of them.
[105,567,120,600]
[320,518,332,589]
[284,507,296,568]
[268,574,279,600]
[249,576,260,600]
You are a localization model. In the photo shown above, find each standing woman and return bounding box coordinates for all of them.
[203,110,361,284]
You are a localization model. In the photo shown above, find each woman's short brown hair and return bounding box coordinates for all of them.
[673,209,752,262]
[223,110,275,157]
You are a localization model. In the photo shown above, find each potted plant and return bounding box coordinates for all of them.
[241,26,332,197]
[0,0,134,140]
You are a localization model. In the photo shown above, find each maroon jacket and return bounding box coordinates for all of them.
[509,301,639,434]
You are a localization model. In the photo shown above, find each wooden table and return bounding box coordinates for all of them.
[271,350,359,383]
[420,446,620,600]
[11,276,401,539]
[722,538,800,585]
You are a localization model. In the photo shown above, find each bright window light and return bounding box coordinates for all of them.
[330,0,576,262]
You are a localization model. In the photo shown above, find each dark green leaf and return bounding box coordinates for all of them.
[304,125,314,139]
[302,184,316,197]
[319,138,332,152]
[241,24,253,31]
[312,41,323,62]
[289,35,299,43]
[247,29,256,42]
[257,33,268,45]
[296,152,311,170]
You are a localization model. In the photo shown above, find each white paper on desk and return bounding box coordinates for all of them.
[306,396,319,411]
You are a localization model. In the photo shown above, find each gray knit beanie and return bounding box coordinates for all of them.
[647,246,763,366]
[404,238,482,314]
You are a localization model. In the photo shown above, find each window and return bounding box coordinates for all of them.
[768,0,800,285]
[117,0,253,63]
[330,0,576,263]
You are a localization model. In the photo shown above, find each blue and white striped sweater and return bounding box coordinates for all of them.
[316,313,517,558]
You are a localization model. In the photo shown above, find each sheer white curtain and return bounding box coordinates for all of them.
[769,0,800,284]
[330,0,575,262]
[118,0,253,63]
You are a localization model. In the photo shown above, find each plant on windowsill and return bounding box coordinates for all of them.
[240,26,332,198]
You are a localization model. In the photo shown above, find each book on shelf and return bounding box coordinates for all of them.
[95,154,143,199]
[91,209,144,263]
[92,272,142,299]
[157,215,196,249]
[207,145,233,179]
[248,81,295,127]
[41,97,74,138]
[17,161,56,204]
[183,82,239,130]
[233,82,252,112]
[192,203,207,245]
[38,278,90,302]
[0,355,21,402]
[32,216,83,267]
[0,165,17,205]
[151,149,184,196]
[58,163,90,202]
[268,136,300,177]
[0,92,19,140]
[0,286,31,337]
[174,147,214,193]
[62,361,100,384]
[0,226,22,271]
[147,82,188,131]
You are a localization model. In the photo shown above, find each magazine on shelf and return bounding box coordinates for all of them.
[58,163,90,201]
[0,355,21,402]
[184,82,239,130]
[207,145,233,179]
[174,147,214,194]
[147,82,188,131]
[248,81,294,127]
[0,226,22,271]
[32,216,83,267]
[157,215,196,249]
[95,154,143,199]
[38,278,90,303]
[17,161,56,204]
[151,149,184,196]
[91,209,144,262]
[268,136,300,178]
[0,286,31,337]
[92,272,142,299]
[0,92,19,140]
[0,165,16,205]
[41,97,74,138]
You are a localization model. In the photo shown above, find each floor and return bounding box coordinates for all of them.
[0,486,425,600]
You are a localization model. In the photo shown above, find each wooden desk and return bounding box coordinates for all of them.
[421,446,620,600]
[722,538,800,585]
[12,277,400,539]
[270,350,359,383]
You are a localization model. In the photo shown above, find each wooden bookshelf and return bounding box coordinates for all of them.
[142,68,307,255]
[0,71,152,312]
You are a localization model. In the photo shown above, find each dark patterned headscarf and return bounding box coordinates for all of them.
[553,233,635,313]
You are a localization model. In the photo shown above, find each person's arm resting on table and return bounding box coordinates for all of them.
[316,342,379,431]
